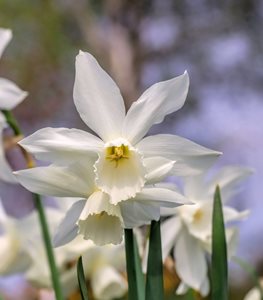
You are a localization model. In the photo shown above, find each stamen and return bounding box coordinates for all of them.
[106,144,129,167]
[193,209,203,222]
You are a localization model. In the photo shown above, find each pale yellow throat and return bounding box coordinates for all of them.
[106,144,130,167]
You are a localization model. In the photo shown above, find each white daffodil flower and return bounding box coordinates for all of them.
[0,28,28,183]
[81,241,127,300]
[0,200,31,276]
[18,50,220,204]
[244,280,263,300]
[15,155,190,246]
[161,166,252,296]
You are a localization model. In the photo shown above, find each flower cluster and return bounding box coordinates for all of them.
[15,51,221,246]
[0,28,253,299]
[0,28,28,183]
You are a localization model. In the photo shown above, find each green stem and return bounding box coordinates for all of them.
[3,110,64,300]
[145,220,164,300]
[124,229,145,300]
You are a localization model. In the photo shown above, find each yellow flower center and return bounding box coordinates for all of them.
[106,144,129,167]
[193,209,203,222]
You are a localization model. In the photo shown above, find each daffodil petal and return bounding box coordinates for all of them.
[0,78,28,110]
[91,265,127,300]
[0,125,17,183]
[14,164,94,198]
[161,216,181,261]
[144,157,175,184]
[122,72,189,144]
[19,127,103,163]
[175,228,207,292]
[137,134,221,175]
[120,200,160,228]
[73,51,125,142]
[134,187,190,206]
[53,200,86,247]
[0,28,12,58]
[223,206,250,223]
[95,149,146,204]
[208,166,253,202]
[78,191,123,246]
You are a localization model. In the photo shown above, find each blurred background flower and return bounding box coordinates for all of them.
[0,0,262,299]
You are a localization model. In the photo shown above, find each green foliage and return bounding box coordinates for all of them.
[211,186,228,300]
[77,256,89,300]
[145,220,164,300]
[124,229,145,300]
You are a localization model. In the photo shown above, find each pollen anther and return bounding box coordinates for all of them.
[106,144,129,167]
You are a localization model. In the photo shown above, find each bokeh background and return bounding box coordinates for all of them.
[0,0,263,299]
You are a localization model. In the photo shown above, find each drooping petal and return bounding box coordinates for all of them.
[0,28,12,58]
[134,187,191,207]
[207,166,253,203]
[14,163,95,198]
[78,191,123,246]
[174,227,207,292]
[161,216,181,262]
[122,72,189,144]
[90,265,127,300]
[137,134,221,175]
[73,51,125,142]
[0,78,28,110]
[95,148,146,204]
[223,206,250,223]
[19,127,103,163]
[144,157,175,184]
[0,124,17,183]
[120,200,160,228]
[176,282,189,295]
[53,200,86,247]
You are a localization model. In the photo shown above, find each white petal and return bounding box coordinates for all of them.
[122,72,189,144]
[14,163,95,197]
[137,134,221,175]
[53,200,86,247]
[175,228,207,292]
[0,28,12,58]
[120,200,160,228]
[0,78,28,110]
[144,157,175,184]
[244,287,261,300]
[200,277,210,297]
[19,127,103,163]
[223,206,250,223]
[134,187,191,207]
[91,265,127,300]
[161,216,181,261]
[176,282,189,295]
[78,191,123,246]
[73,51,125,142]
[95,148,146,204]
[208,166,253,202]
[0,126,17,183]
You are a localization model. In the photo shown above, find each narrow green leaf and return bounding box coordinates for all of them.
[77,256,89,300]
[211,186,228,300]
[145,220,164,300]
[124,229,145,300]
[233,256,263,300]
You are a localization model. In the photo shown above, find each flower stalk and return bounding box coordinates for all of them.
[2,110,64,300]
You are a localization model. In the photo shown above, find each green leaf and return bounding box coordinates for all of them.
[124,229,145,300]
[233,256,263,300]
[77,256,89,300]
[211,186,228,300]
[145,220,164,300]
